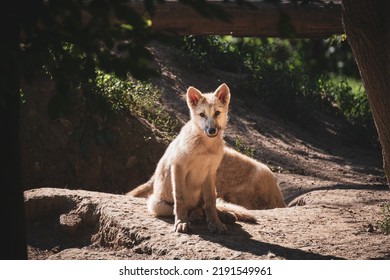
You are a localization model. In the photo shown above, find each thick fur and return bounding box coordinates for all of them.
[145,84,253,234]
[216,146,286,209]
[128,147,286,210]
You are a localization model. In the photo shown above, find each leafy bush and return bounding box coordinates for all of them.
[177,35,246,73]
[94,71,179,142]
[316,76,377,144]
[94,71,133,114]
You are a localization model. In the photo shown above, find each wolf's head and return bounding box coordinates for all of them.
[186,83,230,138]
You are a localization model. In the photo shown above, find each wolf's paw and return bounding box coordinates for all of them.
[174,220,190,233]
[208,221,227,234]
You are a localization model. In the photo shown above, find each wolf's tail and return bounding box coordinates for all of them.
[127,175,154,197]
[216,198,257,223]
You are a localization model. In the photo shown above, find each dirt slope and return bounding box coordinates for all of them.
[22,41,390,259]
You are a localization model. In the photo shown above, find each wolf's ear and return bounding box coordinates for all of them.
[187,86,203,106]
[214,83,230,105]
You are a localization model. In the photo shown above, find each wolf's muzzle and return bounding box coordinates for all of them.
[205,125,220,137]
[207,127,217,137]
[204,118,220,137]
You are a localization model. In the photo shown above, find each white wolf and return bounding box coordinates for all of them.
[145,83,255,234]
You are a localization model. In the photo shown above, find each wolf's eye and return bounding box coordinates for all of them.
[215,111,220,116]
[199,112,206,118]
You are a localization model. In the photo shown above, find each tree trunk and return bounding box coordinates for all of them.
[0,5,27,259]
[341,0,390,187]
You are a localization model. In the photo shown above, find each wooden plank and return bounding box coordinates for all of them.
[132,1,343,38]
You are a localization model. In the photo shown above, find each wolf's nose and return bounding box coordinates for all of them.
[208,128,217,135]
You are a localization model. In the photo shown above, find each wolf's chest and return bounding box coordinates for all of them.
[185,152,221,184]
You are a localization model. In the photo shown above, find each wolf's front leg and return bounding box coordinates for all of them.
[174,200,190,233]
[202,174,227,234]
[171,165,190,233]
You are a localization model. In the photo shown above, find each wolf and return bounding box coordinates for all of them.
[143,83,255,234]
[215,146,285,209]
[129,147,286,210]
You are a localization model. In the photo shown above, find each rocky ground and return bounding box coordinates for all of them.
[25,186,390,260]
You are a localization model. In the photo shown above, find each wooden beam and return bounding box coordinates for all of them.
[132,1,343,38]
